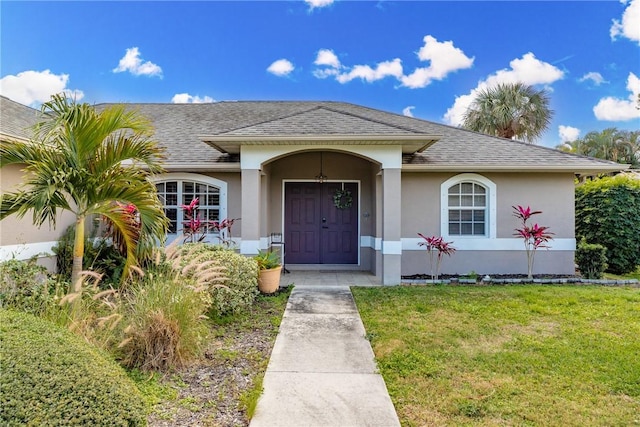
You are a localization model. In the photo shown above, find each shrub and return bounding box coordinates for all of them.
[575,239,608,279]
[0,309,147,426]
[0,258,61,315]
[118,247,224,371]
[575,175,640,274]
[52,224,126,287]
[177,243,259,315]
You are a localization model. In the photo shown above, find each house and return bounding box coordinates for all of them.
[0,96,626,284]
[0,97,77,270]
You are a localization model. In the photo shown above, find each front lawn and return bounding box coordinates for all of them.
[352,285,640,427]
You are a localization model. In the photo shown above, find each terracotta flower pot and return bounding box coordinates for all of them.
[257,266,282,294]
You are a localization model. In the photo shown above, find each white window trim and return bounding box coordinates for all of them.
[441,173,496,240]
[151,173,228,242]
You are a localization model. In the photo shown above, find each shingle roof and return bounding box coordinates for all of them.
[108,100,622,173]
[1,97,626,174]
[0,96,39,141]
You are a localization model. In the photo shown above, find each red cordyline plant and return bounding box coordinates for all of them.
[512,205,554,280]
[181,198,206,243]
[417,233,457,282]
[104,202,141,256]
[181,198,238,247]
[211,217,237,248]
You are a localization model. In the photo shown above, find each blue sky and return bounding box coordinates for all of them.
[1,0,639,147]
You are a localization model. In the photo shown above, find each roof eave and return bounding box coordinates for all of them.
[401,163,629,175]
[199,134,441,155]
[162,162,241,172]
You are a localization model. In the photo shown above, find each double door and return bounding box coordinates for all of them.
[284,182,358,264]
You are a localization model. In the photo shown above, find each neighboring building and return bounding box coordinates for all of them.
[0,96,626,283]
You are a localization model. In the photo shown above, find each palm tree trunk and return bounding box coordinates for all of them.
[71,215,85,293]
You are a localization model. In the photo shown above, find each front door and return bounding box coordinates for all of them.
[285,182,358,264]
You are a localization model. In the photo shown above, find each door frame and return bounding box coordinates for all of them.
[281,179,361,266]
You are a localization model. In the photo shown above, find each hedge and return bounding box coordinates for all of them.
[0,309,147,426]
[575,175,640,275]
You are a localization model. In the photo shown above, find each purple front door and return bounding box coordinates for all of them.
[285,182,358,264]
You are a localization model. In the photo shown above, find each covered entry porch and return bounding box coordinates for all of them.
[200,128,437,285]
[236,143,408,285]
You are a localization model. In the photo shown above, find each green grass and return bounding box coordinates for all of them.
[352,285,640,427]
[604,267,640,281]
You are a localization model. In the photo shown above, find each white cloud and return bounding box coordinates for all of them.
[443,52,565,126]
[305,0,334,10]
[402,106,415,117]
[314,49,341,68]
[593,72,640,121]
[558,125,581,143]
[336,59,403,84]
[171,93,214,103]
[611,0,640,45]
[313,49,342,79]
[313,35,472,88]
[401,36,474,89]
[0,69,84,106]
[113,47,163,77]
[267,59,295,77]
[579,72,607,86]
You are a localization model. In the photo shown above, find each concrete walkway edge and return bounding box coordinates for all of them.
[250,285,400,427]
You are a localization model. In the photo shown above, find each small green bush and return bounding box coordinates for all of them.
[177,244,259,316]
[0,258,60,315]
[575,175,640,274]
[575,239,608,279]
[0,309,147,426]
[52,224,126,286]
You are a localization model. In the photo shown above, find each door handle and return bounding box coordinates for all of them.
[322,226,329,229]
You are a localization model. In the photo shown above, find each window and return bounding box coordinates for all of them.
[153,174,227,236]
[447,182,486,236]
[441,174,496,239]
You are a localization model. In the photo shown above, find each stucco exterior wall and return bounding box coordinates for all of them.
[401,250,575,276]
[401,172,575,238]
[0,164,76,267]
[400,171,576,276]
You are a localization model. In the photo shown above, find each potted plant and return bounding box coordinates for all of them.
[254,250,282,294]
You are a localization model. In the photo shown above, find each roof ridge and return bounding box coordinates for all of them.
[316,104,426,134]
[216,103,432,136]
[214,104,328,135]
[0,96,40,113]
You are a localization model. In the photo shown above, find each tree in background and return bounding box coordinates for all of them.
[0,94,168,289]
[462,82,553,143]
[558,128,639,168]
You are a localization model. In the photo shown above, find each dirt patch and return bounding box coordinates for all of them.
[148,327,275,427]
[147,290,290,427]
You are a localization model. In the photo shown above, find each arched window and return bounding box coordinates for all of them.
[441,174,496,239]
[153,173,227,238]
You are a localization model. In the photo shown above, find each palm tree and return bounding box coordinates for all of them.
[1,94,168,289]
[558,128,640,168]
[462,82,553,143]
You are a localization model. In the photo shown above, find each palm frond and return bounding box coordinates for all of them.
[462,82,553,143]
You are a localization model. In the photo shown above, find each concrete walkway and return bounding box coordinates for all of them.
[250,273,400,427]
